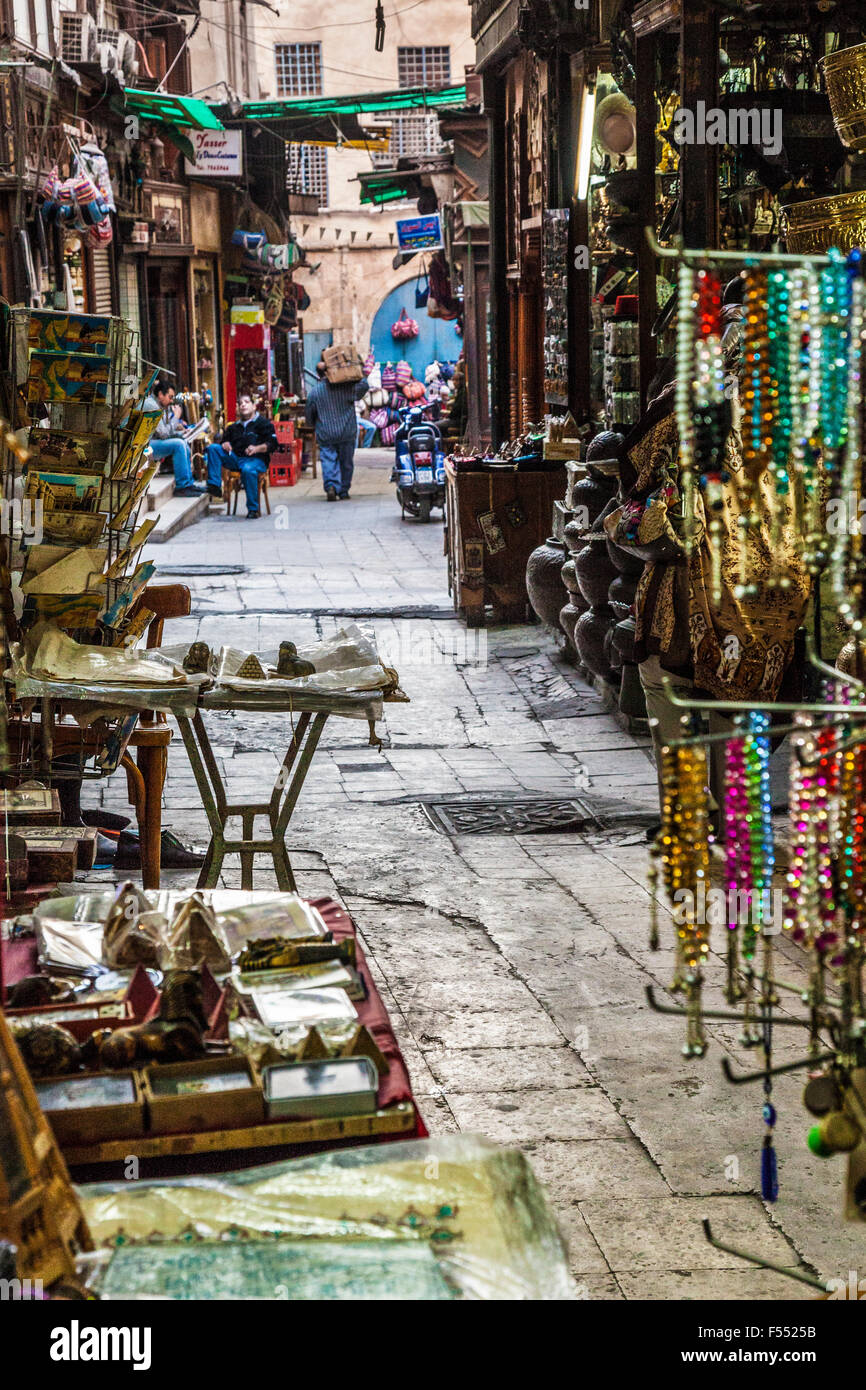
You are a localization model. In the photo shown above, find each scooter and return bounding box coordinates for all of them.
[391,406,446,522]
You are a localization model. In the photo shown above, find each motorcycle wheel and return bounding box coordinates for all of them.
[417,496,432,522]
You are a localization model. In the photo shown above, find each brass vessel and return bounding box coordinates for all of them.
[821,42,866,152]
[783,189,866,254]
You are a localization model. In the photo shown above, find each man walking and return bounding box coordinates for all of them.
[143,376,204,497]
[204,392,277,518]
[305,359,369,501]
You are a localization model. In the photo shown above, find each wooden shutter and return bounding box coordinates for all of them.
[89,246,114,315]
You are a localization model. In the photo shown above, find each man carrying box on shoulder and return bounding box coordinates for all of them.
[305,347,369,501]
[205,392,278,518]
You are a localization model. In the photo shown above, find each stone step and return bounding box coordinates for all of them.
[147,471,176,512]
[148,490,210,543]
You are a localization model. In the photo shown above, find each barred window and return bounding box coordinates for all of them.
[397,46,451,90]
[287,144,329,205]
[277,43,327,205]
[275,42,323,97]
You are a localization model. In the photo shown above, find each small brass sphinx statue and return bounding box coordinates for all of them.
[183,641,212,674]
[276,641,315,678]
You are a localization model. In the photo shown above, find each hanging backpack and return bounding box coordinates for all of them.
[395,360,412,387]
[381,363,397,389]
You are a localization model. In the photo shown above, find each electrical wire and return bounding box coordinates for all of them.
[116,0,473,86]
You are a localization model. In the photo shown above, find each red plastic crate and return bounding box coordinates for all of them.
[275,420,295,445]
[269,452,301,486]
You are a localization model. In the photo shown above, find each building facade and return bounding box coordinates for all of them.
[250,0,474,362]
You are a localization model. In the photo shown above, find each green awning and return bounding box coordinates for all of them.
[123,89,225,131]
[358,171,418,205]
[232,84,467,123]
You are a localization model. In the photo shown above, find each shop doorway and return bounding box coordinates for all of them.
[369,283,461,378]
[146,260,191,386]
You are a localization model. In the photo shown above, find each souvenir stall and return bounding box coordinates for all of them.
[644,57,866,1271]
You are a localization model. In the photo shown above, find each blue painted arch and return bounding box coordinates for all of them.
[369,278,461,379]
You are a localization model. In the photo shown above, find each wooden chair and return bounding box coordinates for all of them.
[122,583,191,889]
[297,423,319,478]
[227,469,270,516]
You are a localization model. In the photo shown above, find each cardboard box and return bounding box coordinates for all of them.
[322,343,362,384]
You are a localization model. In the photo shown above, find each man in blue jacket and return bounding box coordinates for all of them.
[305,360,369,501]
[205,393,277,518]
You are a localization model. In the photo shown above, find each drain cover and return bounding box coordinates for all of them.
[423,797,599,836]
[158,564,247,576]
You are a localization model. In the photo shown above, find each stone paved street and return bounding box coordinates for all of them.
[83,450,857,1298]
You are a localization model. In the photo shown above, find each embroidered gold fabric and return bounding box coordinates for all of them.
[627,414,811,700]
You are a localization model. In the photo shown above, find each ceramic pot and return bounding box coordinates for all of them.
[605,533,644,578]
[605,623,623,672]
[619,660,647,718]
[575,604,616,680]
[609,573,637,620]
[570,470,618,531]
[610,614,639,666]
[563,515,591,561]
[574,535,618,608]
[526,536,569,630]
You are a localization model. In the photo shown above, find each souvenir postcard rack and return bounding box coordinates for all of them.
[0,306,163,781]
[646,232,866,1282]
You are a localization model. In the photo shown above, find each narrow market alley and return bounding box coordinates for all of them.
[74,451,856,1300]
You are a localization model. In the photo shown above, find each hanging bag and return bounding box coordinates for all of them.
[415,267,430,309]
[391,307,419,341]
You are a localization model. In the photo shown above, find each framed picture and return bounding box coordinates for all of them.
[153,204,182,244]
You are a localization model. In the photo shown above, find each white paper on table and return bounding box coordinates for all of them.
[18,629,190,685]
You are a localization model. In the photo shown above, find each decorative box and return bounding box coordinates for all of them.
[34,1071,144,1145]
[262,1056,378,1120]
[143,1056,264,1134]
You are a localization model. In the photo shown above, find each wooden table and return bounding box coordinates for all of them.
[174,686,382,892]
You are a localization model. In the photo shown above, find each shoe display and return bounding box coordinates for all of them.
[81,809,131,832]
[326,487,337,501]
[113,828,206,870]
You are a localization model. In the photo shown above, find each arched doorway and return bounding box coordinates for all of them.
[369,280,462,377]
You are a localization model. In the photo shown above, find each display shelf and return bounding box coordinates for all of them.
[62,1101,417,1166]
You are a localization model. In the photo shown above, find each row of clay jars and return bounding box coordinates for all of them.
[571,471,621,683]
[560,465,621,667]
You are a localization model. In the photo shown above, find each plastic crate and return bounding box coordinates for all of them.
[275,420,295,445]
[269,452,301,486]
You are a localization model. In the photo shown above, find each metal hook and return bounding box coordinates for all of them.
[646,225,832,269]
[645,986,812,1027]
[805,632,866,693]
[721,1053,835,1085]
[702,1220,830,1291]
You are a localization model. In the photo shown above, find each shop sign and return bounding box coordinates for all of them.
[185,130,244,178]
[396,213,443,252]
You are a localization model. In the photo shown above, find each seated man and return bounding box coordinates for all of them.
[356,401,377,449]
[205,393,277,518]
[143,375,205,497]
